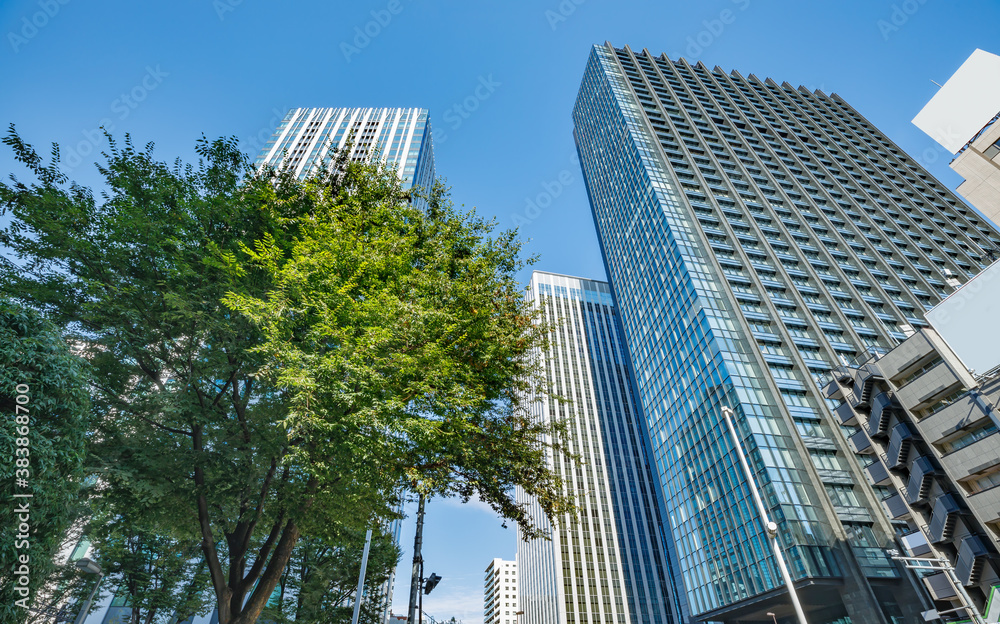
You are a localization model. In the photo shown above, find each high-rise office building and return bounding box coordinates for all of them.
[255,107,436,203]
[515,271,681,624]
[913,49,1000,225]
[256,106,436,623]
[485,558,519,624]
[573,43,1000,623]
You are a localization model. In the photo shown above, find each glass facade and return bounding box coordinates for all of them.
[255,107,436,206]
[516,272,680,624]
[573,43,1000,622]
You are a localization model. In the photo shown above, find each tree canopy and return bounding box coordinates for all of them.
[0,127,571,624]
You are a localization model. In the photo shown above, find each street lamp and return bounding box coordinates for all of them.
[515,609,524,624]
[73,557,103,624]
[721,407,808,624]
[767,612,779,624]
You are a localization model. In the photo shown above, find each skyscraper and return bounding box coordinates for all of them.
[255,107,436,202]
[573,43,1000,623]
[516,271,681,624]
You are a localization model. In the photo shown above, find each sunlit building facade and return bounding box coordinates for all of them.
[573,42,1000,623]
[255,107,436,202]
[516,271,682,624]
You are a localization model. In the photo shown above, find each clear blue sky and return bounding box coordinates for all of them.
[3,1,1000,621]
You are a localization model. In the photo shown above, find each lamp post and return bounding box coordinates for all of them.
[767,612,778,624]
[350,528,374,624]
[73,558,103,624]
[721,406,808,624]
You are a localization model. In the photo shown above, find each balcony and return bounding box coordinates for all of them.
[882,492,910,520]
[900,530,933,557]
[834,401,858,426]
[867,392,898,439]
[955,535,992,586]
[917,391,986,444]
[886,422,914,469]
[849,363,883,410]
[849,429,873,454]
[928,493,965,544]
[895,361,964,412]
[824,378,846,401]
[905,456,938,505]
[923,572,959,601]
[865,460,891,486]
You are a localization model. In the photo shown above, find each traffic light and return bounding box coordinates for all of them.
[423,573,442,595]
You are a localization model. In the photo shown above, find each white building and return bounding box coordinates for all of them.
[484,558,518,624]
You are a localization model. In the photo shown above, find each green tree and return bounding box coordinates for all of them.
[0,299,91,623]
[0,127,571,624]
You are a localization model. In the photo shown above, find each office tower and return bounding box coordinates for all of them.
[485,558,519,624]
[573,43,1000,623]
[255,107,436,205]
[515,271,681,624]
[826,262,1000,618]
[913,49,1000,225]
[256,106,435,623]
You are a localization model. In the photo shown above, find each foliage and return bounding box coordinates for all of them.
[0,299,91,624]
[0,126,571,624]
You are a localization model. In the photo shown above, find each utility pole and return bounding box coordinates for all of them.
[722,406,809,624]
[407,494,426,623]
[886,551,986,624]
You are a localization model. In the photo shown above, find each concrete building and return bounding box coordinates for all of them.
[913,49,1000,226]
[515,272,682,624]
[573,42,1000,623]
[484,559,518,624]
[824,261,1000,620]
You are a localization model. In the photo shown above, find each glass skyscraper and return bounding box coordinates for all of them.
[573,43,1000,623]
[255,107,436,201]
[516,271,682,624]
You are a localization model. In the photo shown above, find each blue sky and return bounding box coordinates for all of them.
[3,1,1000,622]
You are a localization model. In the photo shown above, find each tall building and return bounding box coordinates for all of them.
[913,49,1000,225]
[255,106,436,623]
[485,558,519,624]
[573,42,1000,623]
[825,261,1000,618]
[515,271,682,624]
[255,107,436,203]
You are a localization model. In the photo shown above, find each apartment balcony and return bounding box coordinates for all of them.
[895,361,964,412]
[867,392,898,440]
[923,572,959,601]
[882,492,910,520]
[849,363,883,410]
[905,456,939,505]
[917,391,988,444]
[946,438,1000,489]
[928,492,964,544]
[834,400,858,426]
[886,422,914,470]
[823,378,846,401]
[848,429,873,454]
[876,330,935,380]
[865,460,891,486]
[900,530,933,557]
[956,535,992,586]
